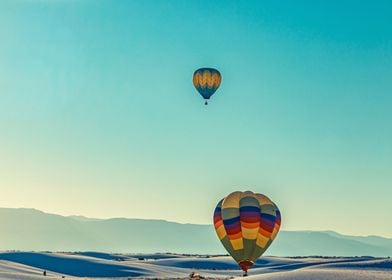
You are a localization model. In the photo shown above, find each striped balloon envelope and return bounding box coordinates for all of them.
[192,68,221,105]
[213,191,281,274]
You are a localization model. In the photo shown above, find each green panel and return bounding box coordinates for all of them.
[249,242,268,262]
[240,195,260,207]
[243,238,257,261]
[260,204,277,215]
[240,194,260,262]
[221,207,240,220]
[220,236,244,263]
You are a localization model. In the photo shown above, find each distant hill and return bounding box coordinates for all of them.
[0,208,391,256]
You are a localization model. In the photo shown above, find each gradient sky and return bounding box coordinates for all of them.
[1,0,391,237]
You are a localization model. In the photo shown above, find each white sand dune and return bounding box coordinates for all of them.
[0,260,66,280]
[243,259,392,280]
[0,252,390,279]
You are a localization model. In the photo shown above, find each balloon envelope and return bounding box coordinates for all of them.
[213,191,281,272]
[193,68,221,101]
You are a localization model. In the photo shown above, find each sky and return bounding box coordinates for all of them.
[0,0,391,237]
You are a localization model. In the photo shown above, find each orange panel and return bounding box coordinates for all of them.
[228,231,242,240]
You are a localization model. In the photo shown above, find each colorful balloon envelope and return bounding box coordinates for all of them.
[213,191,281,274]
[193,68,221,105]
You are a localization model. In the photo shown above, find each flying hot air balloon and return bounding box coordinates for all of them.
[213,191,281,276]
[193,68,221,105]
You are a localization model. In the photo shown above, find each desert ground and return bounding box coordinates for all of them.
[0,252,390,279]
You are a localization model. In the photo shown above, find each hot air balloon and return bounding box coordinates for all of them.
[193,68,221,105]
[213,191,281,276]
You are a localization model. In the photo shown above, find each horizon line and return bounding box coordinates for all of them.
[1,207,391,239]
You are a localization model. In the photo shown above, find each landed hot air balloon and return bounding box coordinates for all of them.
[193,68,221,105]
[213,191,281,276]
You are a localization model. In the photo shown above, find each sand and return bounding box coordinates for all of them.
[0,252,390,279]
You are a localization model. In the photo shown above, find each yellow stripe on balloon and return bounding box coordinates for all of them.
[230,238,244,250]
[193,72,202,87]
[216,225,227,240]
[271,223,280,240]
[193,70,222,89]
[242,227,259,240]
[256,235,269,248]
[205,71,212,87]
[207,72,221,88]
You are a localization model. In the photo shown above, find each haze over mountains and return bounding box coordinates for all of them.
[1,208,391,257]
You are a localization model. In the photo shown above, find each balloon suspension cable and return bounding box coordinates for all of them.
[240,260,252,277]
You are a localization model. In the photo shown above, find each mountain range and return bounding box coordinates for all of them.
[0,208,391,256]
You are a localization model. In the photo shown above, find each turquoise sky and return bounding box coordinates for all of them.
[1,1,391,237]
